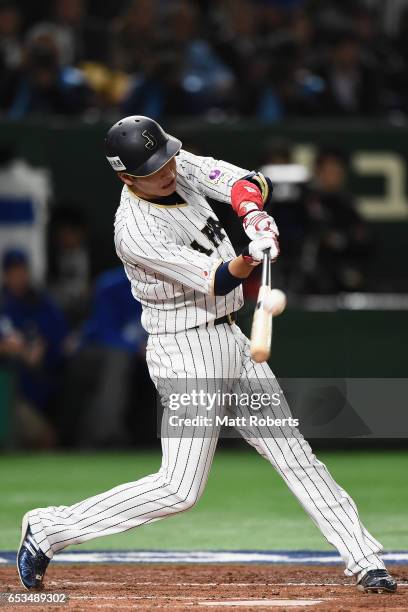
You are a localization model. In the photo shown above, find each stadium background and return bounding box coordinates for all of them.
[0,0,407,590]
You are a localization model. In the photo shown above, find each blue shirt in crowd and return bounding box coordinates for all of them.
[81,267,146,354]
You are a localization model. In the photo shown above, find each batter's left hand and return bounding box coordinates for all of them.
[244,235,279,264]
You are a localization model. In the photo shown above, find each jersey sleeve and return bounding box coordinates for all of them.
[177,149,249,204]
[115,216,222,296]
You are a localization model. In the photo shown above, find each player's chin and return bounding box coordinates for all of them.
[160,177,176,194]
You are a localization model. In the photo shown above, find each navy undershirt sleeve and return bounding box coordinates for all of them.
[214,261,243,296]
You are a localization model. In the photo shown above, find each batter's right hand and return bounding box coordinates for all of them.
[244,235,280,265]
[242,210,279,242]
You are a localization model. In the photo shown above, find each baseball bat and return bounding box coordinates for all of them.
[250,249,273,363]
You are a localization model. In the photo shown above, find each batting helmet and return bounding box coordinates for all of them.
[105,116,182,177]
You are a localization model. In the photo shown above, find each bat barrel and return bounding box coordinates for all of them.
[250,250,273,363]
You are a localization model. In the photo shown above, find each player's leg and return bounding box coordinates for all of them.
[27,430,219,558]
[229,325,387,580]
[18,428,219,587]
[18,326,233,579]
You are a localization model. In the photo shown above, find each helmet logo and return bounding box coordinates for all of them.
[141,130,156,150]
[107,155,126,171]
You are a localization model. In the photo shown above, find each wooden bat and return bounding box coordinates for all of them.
[250,249,273,363]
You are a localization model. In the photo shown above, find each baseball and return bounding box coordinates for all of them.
[263,288,287,316]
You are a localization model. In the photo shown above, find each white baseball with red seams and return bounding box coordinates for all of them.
[27,148,385,583]
[263,288,287,316]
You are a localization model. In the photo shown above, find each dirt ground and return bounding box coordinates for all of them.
[0,564,407,611]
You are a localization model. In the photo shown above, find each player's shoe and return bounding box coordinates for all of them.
[17,512,50,590]
[357,569,397,593]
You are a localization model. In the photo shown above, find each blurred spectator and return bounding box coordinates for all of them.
[0,0,22,75]
[58,267,149,448]
[122,1,234,118]
[314,1,355,38]
[258,138,293,166]
[212,0,260,73]
[82,267,146,355]
[212,1,322,120]
[365,0,408,36]
[260,49,323,120]
[47,207,91,326]
[111,0,160,74]
[302,148,374,292]
[0,145,51,286]
[211,0,269,117]
[164,1,234,116]
[0,249,67,448]
[313,33,381,116]
[27,0,109,66]
[2,29,93,118]
[257,0,306,33]
[351,7,402,114]
[121,48,188,119]
[258,150,311,293]
[391,6,408,114]
[288,8,316,58]
[114,1,186,117]
[0,0,406,120]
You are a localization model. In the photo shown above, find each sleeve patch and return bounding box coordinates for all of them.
[209,169,222,180]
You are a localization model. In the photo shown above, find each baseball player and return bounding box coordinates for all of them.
[17,116,396,594]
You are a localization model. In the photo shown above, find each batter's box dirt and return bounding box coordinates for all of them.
[0,564,407,611]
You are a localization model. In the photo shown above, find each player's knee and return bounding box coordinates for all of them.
[275,440,320,472]
[166,483,202,512]
[177,489,201,511]
[177,496,195,512]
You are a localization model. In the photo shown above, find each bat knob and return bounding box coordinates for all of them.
[250,347,270,363]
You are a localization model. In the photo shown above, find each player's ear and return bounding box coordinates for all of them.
[117,172,134,186]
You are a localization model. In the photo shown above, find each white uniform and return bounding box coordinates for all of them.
[114,149,246,334]
[28,150,385,579]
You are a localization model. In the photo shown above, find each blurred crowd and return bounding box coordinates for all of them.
[0,139,374,449]
[0,0,399,450]
[0,143,155,449]
[1,0,408,121]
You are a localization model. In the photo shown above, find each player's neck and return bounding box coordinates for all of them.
[128,185,182,205]
[128,185,158,202]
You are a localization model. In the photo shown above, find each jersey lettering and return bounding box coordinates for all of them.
[190,240,213,256]
[201,217,224,247]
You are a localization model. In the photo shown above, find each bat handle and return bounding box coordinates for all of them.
[261,248,271,287]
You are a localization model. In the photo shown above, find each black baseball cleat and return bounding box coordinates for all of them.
[17,513,50,590]
[357,569,397,593]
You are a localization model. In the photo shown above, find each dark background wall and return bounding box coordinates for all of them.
[1,120,407,448]
[1,119,407,279]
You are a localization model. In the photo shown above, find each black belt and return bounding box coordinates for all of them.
[194,312,237,329]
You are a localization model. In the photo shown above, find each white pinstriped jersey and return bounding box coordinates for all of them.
[27,155,386,581]
[114,149,249,334]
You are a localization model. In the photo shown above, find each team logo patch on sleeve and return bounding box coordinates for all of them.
[209,169,221,180]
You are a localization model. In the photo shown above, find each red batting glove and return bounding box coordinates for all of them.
[231,180,264,218]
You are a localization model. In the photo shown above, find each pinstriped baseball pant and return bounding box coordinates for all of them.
[29,323,385,578]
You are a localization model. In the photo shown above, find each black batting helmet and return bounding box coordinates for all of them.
[105,116,182,177]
